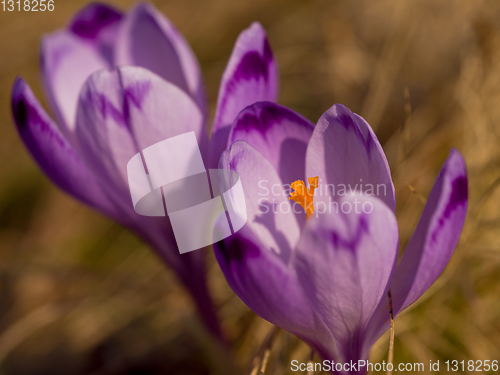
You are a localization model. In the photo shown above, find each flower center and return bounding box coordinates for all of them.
[288,176,319,219]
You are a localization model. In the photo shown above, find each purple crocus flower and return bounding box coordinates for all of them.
[11,2,277,340]
[214,101,468,371]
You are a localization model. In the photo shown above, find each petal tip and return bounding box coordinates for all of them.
[247,21,265,35]
[12,75,26,98]
[448,148,467,169]
[329,103,357,126]
[69,2,123,39]
[444,149,468,214]
[128,1,162,21]
[11,77,30,131]
[332,103,351,113]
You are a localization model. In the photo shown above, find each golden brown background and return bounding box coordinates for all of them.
[1,0,500,374]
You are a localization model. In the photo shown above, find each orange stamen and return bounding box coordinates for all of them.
[289,176,319,219]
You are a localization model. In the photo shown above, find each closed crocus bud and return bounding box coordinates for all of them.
[12,2,278,341]
[214,101,467,372]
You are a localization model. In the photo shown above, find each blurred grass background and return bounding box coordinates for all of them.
[1,0,500,374]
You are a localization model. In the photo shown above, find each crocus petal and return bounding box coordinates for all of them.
[391,149,468,314]
[73,66,213,292]
[68,3,123,65]
[115,2,206,113]
[219,140,302,262]
[292,195,399,362]
[209,22,278,168]
[214,226,311,329]
[74,66,205,209]
[227,102,315,185]
[41,31,110,134]
[365,149,468,355]
[11,77,119,219]
[213,225,336,357]
[306,104,396,211]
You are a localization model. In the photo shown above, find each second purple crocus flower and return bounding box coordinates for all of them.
[11,2,278,340]
[214,101,468,372]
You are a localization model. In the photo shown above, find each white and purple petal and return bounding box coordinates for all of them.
[292,195,399,362]
[306,104,396,211]
[115,2,206,113]
[213,225,337,360]
[365,149,467,354]
[391,149,468,314]
[219,141,302,260]
[228,102,315,185]
[74,66,206,209]
[214,226,309,329]
[40,31,110,135]
[68,2,123,65]
[209,22,278,168]
[11,77,119,219]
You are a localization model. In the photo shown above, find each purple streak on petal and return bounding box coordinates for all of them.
[75,68,149,210]
[293,195,399,363]
[92,91,129,127]
[117,66,206,155]
[306,104,396,211]
[124,80,151,109]
[336,112,374,154]
[87,79,152,130]
[231,45,273,81]
[328,214,369,252]
[115,3,206,113]
[219,141,302,263]
[69,3,123,39]
[432,176,467,240]
[11,77,119,218]
[209,22,278,168]
[122,80,151,126]
[391,149,468,314]
[227,102,315,186]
